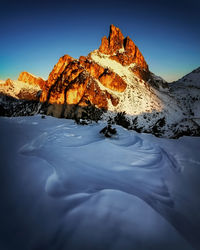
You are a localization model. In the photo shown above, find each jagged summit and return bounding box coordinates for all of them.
[99,24,125,55]
[99,25,148,71]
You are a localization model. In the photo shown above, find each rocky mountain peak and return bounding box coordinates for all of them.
[99,24,124,54]
[99,24,124,55]
[98,25,148,71]
[47,55,74,86]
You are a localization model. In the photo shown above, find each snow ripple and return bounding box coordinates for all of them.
[19,123,198,248]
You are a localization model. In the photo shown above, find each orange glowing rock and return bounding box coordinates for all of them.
[18,72,46,88]
[99,69,127,92]
[99,25,149,75]
[47,55,74,86]
[99,24,124,55]
[79,56,127,92]
[79,56,105,79]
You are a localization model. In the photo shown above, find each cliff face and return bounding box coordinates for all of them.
[99,25,148,69]
[40,59,119,109]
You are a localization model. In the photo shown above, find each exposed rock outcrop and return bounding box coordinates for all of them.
[99,25,148,73]
[99,25,124,55]
[40,58,118,110]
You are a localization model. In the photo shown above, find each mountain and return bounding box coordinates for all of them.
[169,67,200,120]
[0,72,44,100]
[168,67,200,135]
[0,73,44,116]
[0,25,199,138]
[18,72,46,89]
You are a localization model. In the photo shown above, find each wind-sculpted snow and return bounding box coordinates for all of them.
[19,123,175,201]
[0,116,200,250]
[19,118,199,249]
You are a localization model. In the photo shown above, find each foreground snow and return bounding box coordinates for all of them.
[0,115,200,250]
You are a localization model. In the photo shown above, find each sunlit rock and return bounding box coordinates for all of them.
[18,71,46,88]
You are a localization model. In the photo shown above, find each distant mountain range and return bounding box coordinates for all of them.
[0,25,199,138]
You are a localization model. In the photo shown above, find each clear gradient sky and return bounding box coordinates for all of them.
[0,0,200,82]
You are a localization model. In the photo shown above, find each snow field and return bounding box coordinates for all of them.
[0,115,200,249]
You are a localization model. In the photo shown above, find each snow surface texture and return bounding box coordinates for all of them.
[0,115,200,250]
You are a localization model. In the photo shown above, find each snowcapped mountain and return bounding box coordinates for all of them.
[171,67,200,88]
[0,25,199,138]
[0,75,44,116]
[169,67,200,133]
[0,74,43,100]
[169,67,200,116]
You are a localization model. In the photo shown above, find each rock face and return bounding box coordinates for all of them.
[40,59,118,109]
[47,55,74,86]
[99,25,124,55]
[99,25,148,75]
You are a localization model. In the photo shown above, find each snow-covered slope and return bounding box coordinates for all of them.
[0,79,41,100]
[171,67,200,88]
[91,50,163,115]
[169,67,200,127]
[91,50,197,138]
[0,115,200,250]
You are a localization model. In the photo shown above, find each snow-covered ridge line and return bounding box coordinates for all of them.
[90,49,195,138]
[91,50,163,116]
[22,72,46,81]
[0,79,41,99]
[91,50,137,81]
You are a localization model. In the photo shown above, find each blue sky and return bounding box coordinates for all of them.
[0,0,199,82]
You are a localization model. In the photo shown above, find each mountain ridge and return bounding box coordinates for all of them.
[0,25,199,138]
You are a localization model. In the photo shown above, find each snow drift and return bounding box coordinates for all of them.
[0,115,200,250]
